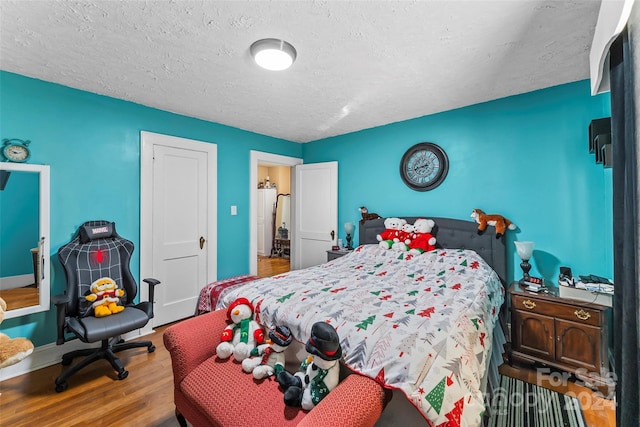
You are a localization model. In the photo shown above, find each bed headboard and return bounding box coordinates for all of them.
[359,217,507,285]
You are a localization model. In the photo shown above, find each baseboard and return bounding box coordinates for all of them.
[0,274,33,290]
[0,328,157,382]
[0,339,86,382]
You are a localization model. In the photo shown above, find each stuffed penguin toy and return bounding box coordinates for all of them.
[242,325,293,380]
[277,322,342,411]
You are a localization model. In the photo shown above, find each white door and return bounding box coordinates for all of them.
[292,162,338,269]
[140,132,217,328]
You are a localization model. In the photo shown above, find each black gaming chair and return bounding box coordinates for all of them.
[53,220,160,392]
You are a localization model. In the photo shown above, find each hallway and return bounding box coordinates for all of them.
[257,255,290,278]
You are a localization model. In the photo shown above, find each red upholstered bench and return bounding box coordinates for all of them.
[163,308,388,427]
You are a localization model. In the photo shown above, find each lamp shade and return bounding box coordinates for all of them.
[250,38,296,71]
[514,241,534,260]
[344,222,355,235]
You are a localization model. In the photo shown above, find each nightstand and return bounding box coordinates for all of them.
[507,283,614,395]
[326,249,351,261]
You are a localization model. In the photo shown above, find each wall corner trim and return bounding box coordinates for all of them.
[590,0,635,95]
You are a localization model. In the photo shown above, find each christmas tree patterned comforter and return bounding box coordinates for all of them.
[219,245,504,427]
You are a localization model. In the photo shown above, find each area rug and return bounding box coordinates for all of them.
[487,375,587,427]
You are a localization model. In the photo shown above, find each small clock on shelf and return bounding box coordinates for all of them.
[399,142,449,191]
[2,139,31,163]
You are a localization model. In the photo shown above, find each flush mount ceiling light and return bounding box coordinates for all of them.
[250,38,297,71]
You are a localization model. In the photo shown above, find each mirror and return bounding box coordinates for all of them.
[272,193,290,257]
[0,163,50,319]
[275,193,290,239]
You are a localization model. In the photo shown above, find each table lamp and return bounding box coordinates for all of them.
[514,241,535,283]
[344,222,355,250]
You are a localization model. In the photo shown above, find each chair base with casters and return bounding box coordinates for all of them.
[54,220,160,392]
[54,335,156,393]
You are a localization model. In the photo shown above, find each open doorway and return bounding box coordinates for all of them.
[249,151,302,277]
[257,165,290,277]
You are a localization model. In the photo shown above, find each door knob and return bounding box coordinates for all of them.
[200,236,205,249]
[331,230,335,240]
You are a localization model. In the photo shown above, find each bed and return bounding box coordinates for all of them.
[207,217,507,427]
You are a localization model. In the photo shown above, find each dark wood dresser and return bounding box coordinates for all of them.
[507,283,614,395]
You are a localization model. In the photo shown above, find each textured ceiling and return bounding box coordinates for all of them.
[0,0,601,143]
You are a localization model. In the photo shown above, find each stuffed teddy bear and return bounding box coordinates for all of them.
[242,325,293,380]
[470,208,517,239]
[392,222,414,251]
[409,218,437,254]
[276,322,342,411]
[85,277,125,317]
[0,297,34,369]
[216,297,265,362]
[376,217,405,249]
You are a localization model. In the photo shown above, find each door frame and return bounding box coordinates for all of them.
[249,151,302,275]
[140,131,218,332]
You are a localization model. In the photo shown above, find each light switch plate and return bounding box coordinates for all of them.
[231,205,237,215]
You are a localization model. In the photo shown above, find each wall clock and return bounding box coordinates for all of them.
[399,142,449,191]
[1,139,31,163]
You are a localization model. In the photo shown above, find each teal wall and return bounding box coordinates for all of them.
[0,171,39,277]
[0,72,612,348]
[0,71,302,345]
[304,80,612,288]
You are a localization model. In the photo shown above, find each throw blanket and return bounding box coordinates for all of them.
[197,274,259,314]
[220,245,504,427]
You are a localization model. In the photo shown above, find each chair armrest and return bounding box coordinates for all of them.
[143,278,161,287]
[163,309,228,386]
[52,294,70,345]
[52,293,70,306]
[298,374,387,427]
[142,278,160,318]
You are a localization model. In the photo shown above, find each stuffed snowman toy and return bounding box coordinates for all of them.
[277,322,342,411]
[216,297,265,362]
[242,325,293,380]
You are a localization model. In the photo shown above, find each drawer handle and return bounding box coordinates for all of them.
[574,309,591,321]
[522,299,536,309]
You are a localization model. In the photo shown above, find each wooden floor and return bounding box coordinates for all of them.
[0,286,39,310]
[257,254,290,277]
[0,325,178,427]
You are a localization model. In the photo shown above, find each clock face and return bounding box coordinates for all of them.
[399,142,449,191]
[2,140,30,163]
